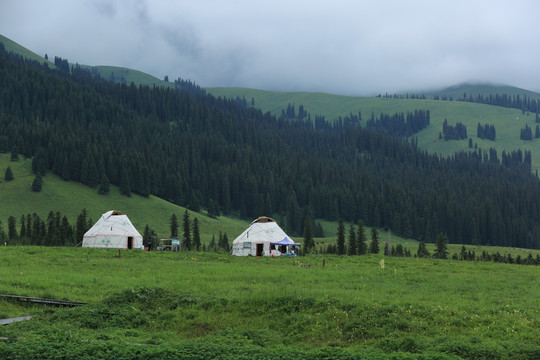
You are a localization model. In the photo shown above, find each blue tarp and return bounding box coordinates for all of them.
[270,237,301,246]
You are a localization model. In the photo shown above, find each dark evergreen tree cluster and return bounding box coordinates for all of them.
[54,56,70,73]
[2,43,540,249]
[520,124,533,140]
[366,110,430,138]
[477,123,496,140]
[501,149,531,171]
[2,209,90,246]
[452,245,540,266]
[454,92,540,114]
[442,119,467,140]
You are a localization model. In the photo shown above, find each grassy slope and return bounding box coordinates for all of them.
[207,87,540,171]
[0,154,247,241]
[0,34,56,68]
[80,64,174,88]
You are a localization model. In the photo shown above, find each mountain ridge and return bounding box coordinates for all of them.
[1,33,538,100]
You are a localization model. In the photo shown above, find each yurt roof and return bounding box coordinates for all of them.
[84,210,142,237]
[233,217,292,245]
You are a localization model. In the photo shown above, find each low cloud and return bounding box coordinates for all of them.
[1,0,539,95]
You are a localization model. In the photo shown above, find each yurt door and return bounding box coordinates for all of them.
[256,243,264,257]
[127,237,133,249]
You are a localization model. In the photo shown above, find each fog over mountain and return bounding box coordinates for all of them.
[1,0,539,95]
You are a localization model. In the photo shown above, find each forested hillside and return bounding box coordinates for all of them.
[1,43,540,249]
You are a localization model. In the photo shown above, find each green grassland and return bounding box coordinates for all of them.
[0,248,538,359]
[207,87,540,171]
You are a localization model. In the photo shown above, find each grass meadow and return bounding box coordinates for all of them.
[0,247,538,359]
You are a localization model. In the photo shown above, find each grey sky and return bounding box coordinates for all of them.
[1,0,539,95]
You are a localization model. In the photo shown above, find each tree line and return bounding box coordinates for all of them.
[305,220,540,265]
[366,110,430,138]
[1,43,540,249]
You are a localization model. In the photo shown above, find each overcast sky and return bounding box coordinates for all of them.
[1,0,539,95]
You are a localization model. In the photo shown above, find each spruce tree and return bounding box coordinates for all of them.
[347,222,357,255]
[417,241,430,258]
[8,216,17,241]
[98,173,110,195]
[221,232,229,252]
[370,227,380,254]
[336,219,346,255]
[384,242,391,256]
[303,215,314,253]
[357,220,367,255]
[170,214,178,238]
[192,218,201,251]
[19,215,26,240]
[75,209,88,244]
[31,174,43,192]
[4,166,13,181]
[434,233,448,259]
[209,234,216,251]
[183,210,191,250]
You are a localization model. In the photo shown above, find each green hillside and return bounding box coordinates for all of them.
[0,154,248,241]
[0,34,173,89]
[207,87,540,171]
[81,65,174,88]
[0,34,55,68]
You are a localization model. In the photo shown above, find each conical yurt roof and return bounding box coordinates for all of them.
[84,210,142,238]
[232,217,293,245]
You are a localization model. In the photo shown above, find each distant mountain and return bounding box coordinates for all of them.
[427,82,540,101]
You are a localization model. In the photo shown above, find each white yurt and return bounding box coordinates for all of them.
[82,210,143,249]
[231,216,299,257]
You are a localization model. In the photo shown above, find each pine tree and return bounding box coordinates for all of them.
[143,225,157,250]
[221,232,229,252]
[369,227,380,254]
[357,220,367,255]
[192,218,201,251]
[336,219,345,255]
[31,174,43,192]
[303,215,314,253]
[347,222,357,255]
[384,242,392,256]
[75,209,88,245]
[8,216,17,241]
[4,166,14,181]
[417,241,430,258]
[170,214,178,238]
[434,233,448,259]
[183,210,191,250]
[209,234,217,251]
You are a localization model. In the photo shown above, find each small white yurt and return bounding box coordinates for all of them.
[231,216,299,257]
[82,210,143,249]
